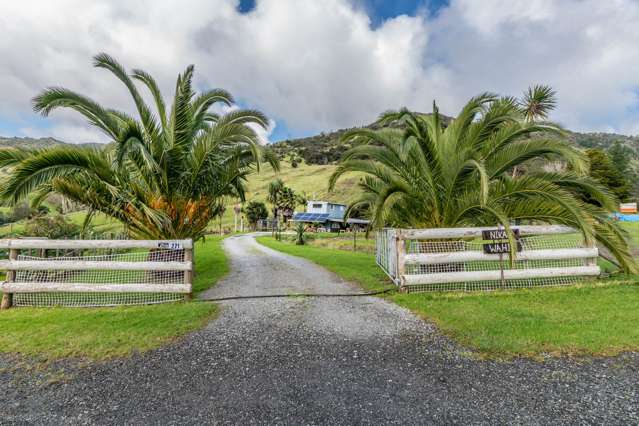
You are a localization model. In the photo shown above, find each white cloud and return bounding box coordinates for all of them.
[1,0,638,144]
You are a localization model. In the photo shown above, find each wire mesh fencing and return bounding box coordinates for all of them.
[376,228,399,284]
[1,239,192,308]
[376,226,600,293]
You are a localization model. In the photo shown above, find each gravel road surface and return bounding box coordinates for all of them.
[1,233,638,425]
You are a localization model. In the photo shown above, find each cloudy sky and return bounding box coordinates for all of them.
[1,0,638,144]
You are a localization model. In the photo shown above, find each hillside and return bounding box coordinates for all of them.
[246,162,361,204]
[0,136,65,149]
[269,117,639,166]
[0,136,102,149]
[567,132,639,151]
[4,117,637,165]
[0,162,362,237]
[2,115,638,236]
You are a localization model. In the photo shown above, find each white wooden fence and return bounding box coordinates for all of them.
[377,226,600,292]
[0,239,193,308]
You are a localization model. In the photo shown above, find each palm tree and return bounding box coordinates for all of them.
[520,85,557,122]
[267,178,285,219]
[0,53,278,240]
[279,186,299,221]
[329,88,636,272]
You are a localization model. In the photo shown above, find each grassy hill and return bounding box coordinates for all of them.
[0,162,362,237]
[269,116,639,166]
[246,162,362,204]
[0,136,102,150]
[0,136,64,149]
[1,114,638,236]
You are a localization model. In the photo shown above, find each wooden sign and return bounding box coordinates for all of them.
[483,241,523,254]
[157,241,184,250]
[482,228,520,241]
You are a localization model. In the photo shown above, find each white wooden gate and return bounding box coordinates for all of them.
[377,226,599,292]
[0,239,193,308]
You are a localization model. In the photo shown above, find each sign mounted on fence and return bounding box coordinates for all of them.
[482,227,522,254]
[157,241,184,250]
[481,228,520,240]
[483,241,523,254]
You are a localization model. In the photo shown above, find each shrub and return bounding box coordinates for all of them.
[295,222,306,245]
[243,200,269,230]
[24,215,81,239]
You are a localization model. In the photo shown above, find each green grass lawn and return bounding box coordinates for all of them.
[0,236,228,361]
[257,235,639,358]
[392,282,639,358]
[0,303,217,360]
[621,221,639,248]
[193,235,230,293]
[304,231,376,254]
[0,210,123,237]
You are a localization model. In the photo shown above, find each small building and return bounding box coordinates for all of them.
[620,202,638,214]
[292,201,369,231]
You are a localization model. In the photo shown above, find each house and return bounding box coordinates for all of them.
[292,200,369,231]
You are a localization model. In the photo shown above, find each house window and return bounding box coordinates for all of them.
[312,203,322,209]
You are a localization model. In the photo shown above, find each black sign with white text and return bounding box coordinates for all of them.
[481,228,520,241]
[483,241,523,254]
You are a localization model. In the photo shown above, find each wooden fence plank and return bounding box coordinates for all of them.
[402,266,601,286]
[0,282,191,293]
[404,248,598,265]
[404,225,575,240]
[0,239,193,250]
[0,260,191,271]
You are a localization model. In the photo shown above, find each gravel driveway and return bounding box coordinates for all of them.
[2,233,638,425]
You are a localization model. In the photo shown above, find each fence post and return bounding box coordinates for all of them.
[586,240,598,276]
[1,248,18,310]
[396,230,407,292]
[184,244,193,301]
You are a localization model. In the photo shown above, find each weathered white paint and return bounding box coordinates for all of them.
[0,239,193,250]
[0,239,194,308]
[403,225,575,240]
[0,260,192,271]
[0,282,191,293]
[404,248,598,265]
[402,266,601,286]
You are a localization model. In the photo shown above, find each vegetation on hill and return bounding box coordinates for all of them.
[585,149,632,202]
[0,136,65,149]
[329,86,636,272]
[0,53,277,240]
[269,115,637,166]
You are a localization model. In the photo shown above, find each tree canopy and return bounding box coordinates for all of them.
[0,53,278,240]
[586,149,632,203]
[243,200,269,229]
[330,87,636,272]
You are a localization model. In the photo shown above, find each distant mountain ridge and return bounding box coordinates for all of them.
[0,136,102,149]
[3,120,638,166]
[0,136,65,148]
[566,132,639,151]
[269,116,639,165]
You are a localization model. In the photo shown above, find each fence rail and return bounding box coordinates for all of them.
[376,226,600,293]
[0,239,193,308]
